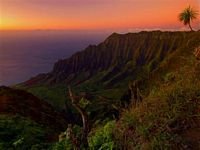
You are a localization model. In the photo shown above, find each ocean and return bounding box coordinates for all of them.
[0,30,109,86]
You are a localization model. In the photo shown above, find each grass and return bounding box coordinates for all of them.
[24,80,126,123]
[27,84,67,109]
[114,52,200,149]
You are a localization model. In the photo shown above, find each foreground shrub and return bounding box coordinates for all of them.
[89,121,116,150]
[0,115,52,150]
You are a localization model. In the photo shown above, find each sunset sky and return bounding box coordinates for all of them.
[0,0,199,30]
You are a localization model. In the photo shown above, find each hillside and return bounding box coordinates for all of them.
[0,86,72,149]
[23,31,200,87]
[113,50,200,149]
[0,86,68,131]
[19,31,200,121]
[12,31,200,149]
[47,31,200,149]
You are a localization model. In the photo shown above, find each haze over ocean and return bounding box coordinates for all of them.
[0,30,109,86]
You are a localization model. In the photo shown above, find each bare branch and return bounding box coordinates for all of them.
[67,86,90,148]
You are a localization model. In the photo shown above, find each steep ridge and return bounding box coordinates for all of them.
[7,31,200,149]
[0,86,68,131]
[23,31,200,86]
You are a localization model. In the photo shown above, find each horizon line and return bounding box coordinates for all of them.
[0,28,196,32]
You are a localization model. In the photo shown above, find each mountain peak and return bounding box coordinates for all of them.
[23,31,200,86]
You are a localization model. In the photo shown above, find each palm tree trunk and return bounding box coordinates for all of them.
[188,22,193,31]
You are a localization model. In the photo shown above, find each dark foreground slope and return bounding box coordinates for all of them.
[0,86,70,149]
[0,86,68,131]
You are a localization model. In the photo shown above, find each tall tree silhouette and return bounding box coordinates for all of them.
[178,5,198,31]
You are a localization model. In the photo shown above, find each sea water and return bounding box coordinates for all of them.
[0,30,109,85]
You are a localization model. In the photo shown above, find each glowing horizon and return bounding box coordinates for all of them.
[0,0,199,31]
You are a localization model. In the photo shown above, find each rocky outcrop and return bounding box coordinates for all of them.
[23,31,200,86]
[0,86,68,131]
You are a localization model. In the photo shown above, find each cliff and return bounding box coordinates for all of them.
[7,31,200,149]
[24,31,200,86]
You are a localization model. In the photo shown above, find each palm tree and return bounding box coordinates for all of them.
[178,5,198,31]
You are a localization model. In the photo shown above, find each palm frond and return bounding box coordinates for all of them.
[178,5,199,27]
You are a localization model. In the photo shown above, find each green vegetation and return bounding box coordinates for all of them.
[3,31,200,149]
[53,51,200,149]
[113,51,200,149]
[0,115,52,150]
[27,84,67,109]
[26,82,125,123]
[52,139,73,150]
[53,121,116,150]
[89,121,116,150]
[178,5,198,31]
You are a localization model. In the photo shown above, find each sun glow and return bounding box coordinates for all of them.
[0,0,199,30]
